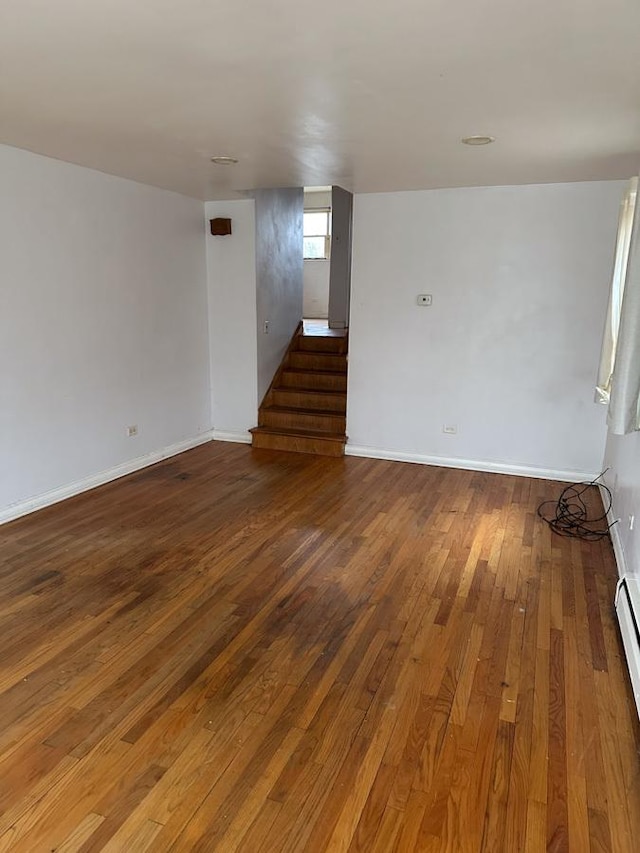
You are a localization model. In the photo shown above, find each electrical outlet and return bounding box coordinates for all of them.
[442,424,457,435]
[263,320,269,334]
[417,294,433,306]
[126,425,138,437]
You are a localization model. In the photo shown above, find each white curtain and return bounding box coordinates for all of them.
[596,176,640,435]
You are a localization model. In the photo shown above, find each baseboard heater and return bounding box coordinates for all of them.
[615,575,640,720]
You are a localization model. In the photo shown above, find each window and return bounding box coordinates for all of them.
[596,177,637,405]
[596,176,640,434]
[304,209,331,259]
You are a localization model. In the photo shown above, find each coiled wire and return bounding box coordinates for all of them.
[537,471,617,541]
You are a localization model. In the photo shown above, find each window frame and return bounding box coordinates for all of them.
[303,207,331,260]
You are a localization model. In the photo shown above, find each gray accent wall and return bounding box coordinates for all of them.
[328,186,353,329]
[254,188,304,402]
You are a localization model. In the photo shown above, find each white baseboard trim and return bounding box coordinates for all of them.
[0,431,214,526]
[212,430,252,444]
[345,444,600,483]
[599,482,626,579]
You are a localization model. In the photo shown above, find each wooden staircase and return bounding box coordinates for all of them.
[251,326,348,456]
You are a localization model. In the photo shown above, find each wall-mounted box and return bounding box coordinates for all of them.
[210,218,232,236]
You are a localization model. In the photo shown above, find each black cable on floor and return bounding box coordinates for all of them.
[537,470,618,541]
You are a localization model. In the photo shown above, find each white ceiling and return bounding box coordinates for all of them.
[1,0,640,200]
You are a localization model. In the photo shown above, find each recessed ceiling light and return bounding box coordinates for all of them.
[461,135,495,146]
[210,156,239,165]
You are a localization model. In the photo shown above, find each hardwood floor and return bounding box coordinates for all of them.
[302,320,347,337]
[0,442,638,852]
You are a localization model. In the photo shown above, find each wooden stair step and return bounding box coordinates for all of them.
[296,336,347,354]
[288,352,347,372]
[280,369,347,392]
[260,406,346,433]
[250,426,345,457]
[271,388,346,413]
[251,322,348,458]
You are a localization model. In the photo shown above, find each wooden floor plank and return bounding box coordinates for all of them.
[0,442,637,851]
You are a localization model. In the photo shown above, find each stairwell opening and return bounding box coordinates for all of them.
[303,187,332,323]
[250,320,348,456]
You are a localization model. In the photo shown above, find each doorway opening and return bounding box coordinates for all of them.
[303,186,332,324]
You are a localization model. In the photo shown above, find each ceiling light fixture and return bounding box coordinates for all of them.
[461,135,495,146]
[210,156,239,165]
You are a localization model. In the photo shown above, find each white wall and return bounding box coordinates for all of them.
[1,144,210,519]
[603,433,640,577]
[254,188,304,401]
[205,200,258,437]
[303,260,330,318]
[305,190,331,210]
[601,182,640,578]
[347,181,624,479]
